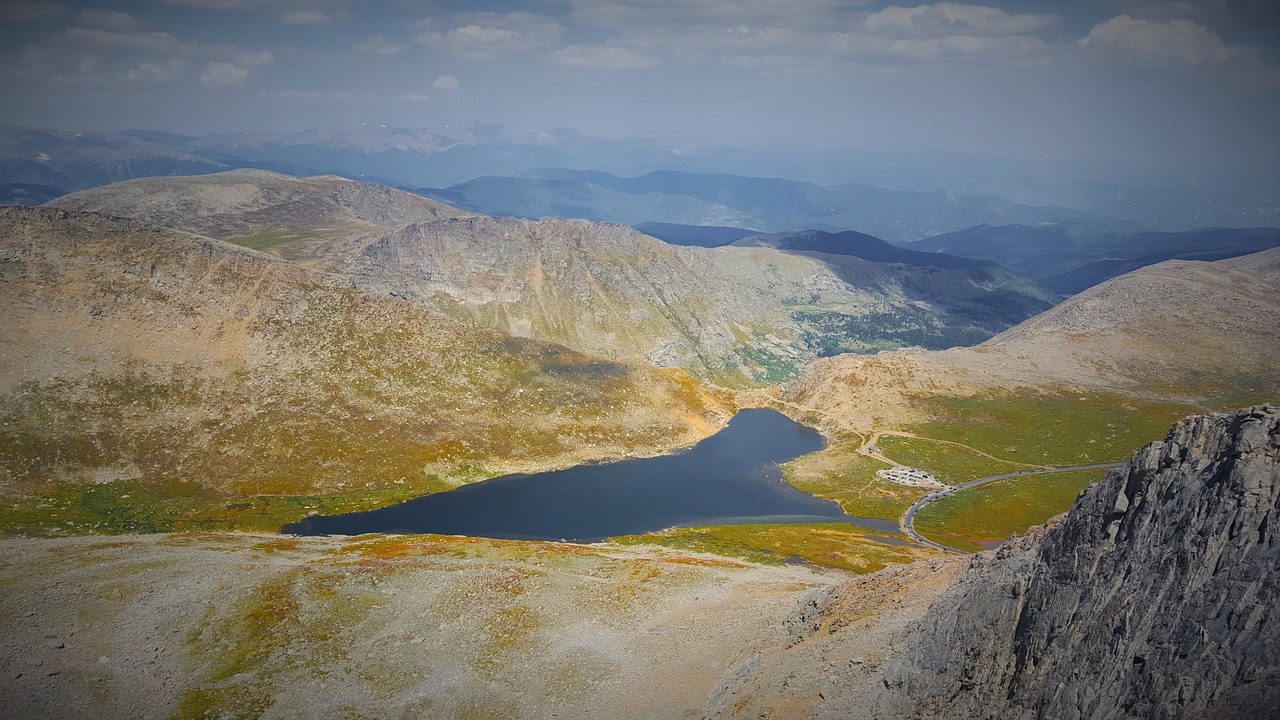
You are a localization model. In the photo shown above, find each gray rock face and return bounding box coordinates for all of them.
[878,405,1279,720]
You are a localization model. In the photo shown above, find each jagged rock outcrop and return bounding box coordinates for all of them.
[876,405,1279,719]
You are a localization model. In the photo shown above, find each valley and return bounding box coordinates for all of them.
[2,163,1277,718]
[4,0,1279,711]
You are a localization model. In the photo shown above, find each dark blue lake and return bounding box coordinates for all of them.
[282,408,892,542]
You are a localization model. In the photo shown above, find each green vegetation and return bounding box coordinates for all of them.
[870,392,1200,551]
[875,435,1030,485]
[791,307,991,356]
[0,477,459,536]
[224,228,329,251]
[911,392,1199,467]
[730,343,802,385]
[612,522,936,573]
[778,392,1206,554]
[0,287,730,537]
[914,468,1110,552]
[782,440,924,521]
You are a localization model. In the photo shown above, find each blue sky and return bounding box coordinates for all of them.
[2,0,1277,181]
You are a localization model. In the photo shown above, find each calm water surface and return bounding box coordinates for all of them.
[283,409,896,542]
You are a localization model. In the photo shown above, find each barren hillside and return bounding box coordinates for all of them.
[772,250,1280,432]
[0,206,729,531]
[45,169,474,267]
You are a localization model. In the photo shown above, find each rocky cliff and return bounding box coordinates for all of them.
[877,405,1279,719]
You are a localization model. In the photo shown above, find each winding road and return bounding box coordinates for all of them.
[900,462,1126,554]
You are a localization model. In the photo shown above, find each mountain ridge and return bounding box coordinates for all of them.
[774,248,1280,432]
[413,168,1100,243]
[911,222,1280,294]
[34,171,1060,384]
[874,404,1280,718]
[0,205,730,518]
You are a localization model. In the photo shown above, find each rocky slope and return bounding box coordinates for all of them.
[0,533,837,720]
[873,405,1279,719]
[0,206,729,529]
[348,215,1057,384]
[45,169,473,267]
[39,172,1060,385]
[773,249,1280,432]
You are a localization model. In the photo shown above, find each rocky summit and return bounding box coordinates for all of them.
[875,405,1279,719]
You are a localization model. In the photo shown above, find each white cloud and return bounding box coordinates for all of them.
[874,33,1049,60]
[566,0,874,30]
[6,20,275,87]
[415,11,562,60]
[161,0,348,23]
[76,9,138,29]
[1099,0,1214,22]
[64,27,181,51]
[551,1,1062,74]
[230,49,273,67]
[432,74,459,90]
[269,89,430,102]
[1080,15,1243,66]
[126,58,186,83]
[63,27,273,66]
[553,45,660,70]
[864,3,1061,37]
[200,61,249,86]
[0,0,65,21]
[355,35,407,55]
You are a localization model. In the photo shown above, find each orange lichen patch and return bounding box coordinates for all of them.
[612,522,939,574]
[651,553,751,569]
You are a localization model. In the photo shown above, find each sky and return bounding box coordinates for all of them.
[1,0,1278,184]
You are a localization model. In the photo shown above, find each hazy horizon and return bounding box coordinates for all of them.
[2,0,1278,188]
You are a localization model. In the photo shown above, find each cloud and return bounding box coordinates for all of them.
[76,9,138,28]
[553,45,660,70]
[355,35,407,55]
[1077,13,1279,89]
[200,61,249,86]
[1080,15,1244,66]
[64,27,182,51]
[230,49,273,67]
[63,27,274,66]
[1100,0,1208,22]
[551,2,1062,74]
[0,0,65,22]
[431,74,459,90]
[415,11,562,60]
[5,20,276,87]
[863,3,1061,37]
[126,58,187,83]
[161,0,347,24]
[269,90,430,102]
[566,0,874,30]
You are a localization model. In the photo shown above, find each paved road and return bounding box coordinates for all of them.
[900,462,1126,554]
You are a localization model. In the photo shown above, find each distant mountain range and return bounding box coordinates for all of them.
[732,229,990,270]
[2,123,1276,235]
[910,223,1280,294]
[415,169,1105,243]
[45,170,1057,383]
